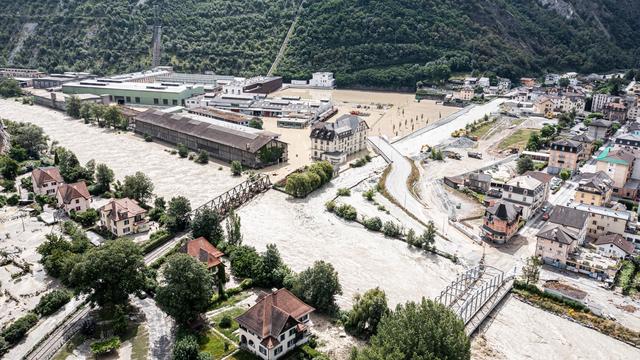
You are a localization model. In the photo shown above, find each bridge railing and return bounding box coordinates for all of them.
[190,173,271,219]
[436,265,483,308]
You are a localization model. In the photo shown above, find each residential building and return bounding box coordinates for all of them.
[534,96,555,116]
[520,78,536,87]
[524,171,555,201]
[502,175,546,219]
[574,203,632,238]
[56,181,92,214]
[236,289,314,360]
[545,74,561,86]
[547,205,588,244]
[574,172,613,206]
[614,133,640,150]
[548,139,583,174]
[309,72,335,88]
[99,198,148,237]
[628,106,640,122]
[464,172,491,194]
[587,119,613,140]
[595,147,637,199]
[535,224,579,268]
[591,93,616,112]
[310,115,368,164]
[498,78,511,92]
[62,80,205,106]
[31,167,64,196]
[453,86,474,101]
[478,77,490,88]
[134,109,288,168]
[183,237,225,270]
[482,201,522,244]
[604,102,627,123]
[594,233,635,259]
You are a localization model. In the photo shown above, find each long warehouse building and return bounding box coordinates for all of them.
[134,109,288,168]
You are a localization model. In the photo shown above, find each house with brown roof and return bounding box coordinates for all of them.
[547,205,588,244]
[99,198,148,237]
[482,201,522,244]
[31,167,64,196]
[535,224,579,269]
[236,289,314,359]
[55,181,92,215]
[594,233,635,259]
[183,237,224,269]
[574,171,613,206]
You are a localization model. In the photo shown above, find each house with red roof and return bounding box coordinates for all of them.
[99,198,148,237]
[55,181,92,215]
[236,289,314,359]
[31,167,64,196]
[183,237,224,269]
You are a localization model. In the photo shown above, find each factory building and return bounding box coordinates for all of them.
[62,80,205,106]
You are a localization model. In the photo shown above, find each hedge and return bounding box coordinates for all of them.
[1,312,38,344]
[513,280,589,312]
[90,336,121,355]
[140,229,173,254]
[35,289,72,316]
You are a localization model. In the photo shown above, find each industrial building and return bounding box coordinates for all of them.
[222,76,283,95]
[134,109,288,168]
[62,80,205,106]
[106,66,173,83]
[156,72,237,86]
[33,72,94,89]
[0,68,46,79]
[187,107,252,126]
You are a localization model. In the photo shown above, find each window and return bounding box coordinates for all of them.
[126,96,131,103]
[135,97,140,103]
[248,340,254,347]
[280,333,285,341]
[163,99,169,105]
[124,219,130,225]
[76,206,81,211]
[274,346,283,356]
[75,199,80,204]
[123,227,130,233]
[172,99,178,106]
[153,98,159,105]
[259,346,267,355]
[289,328,296,336]
[287,339,296,348]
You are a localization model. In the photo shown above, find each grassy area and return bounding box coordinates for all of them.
[497,129,539,151]
[406,157,420,199]
[52,334,85,360]
[211,307,246,341]
[199,329,237,358]
[615,259,639,295]
[210,291,251,311]
[227,350,261,360]
[468,119,497,138]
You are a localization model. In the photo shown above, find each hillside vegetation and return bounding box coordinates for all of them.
[1,0,639,88]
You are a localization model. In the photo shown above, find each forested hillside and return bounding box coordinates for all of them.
[1,0,639,88]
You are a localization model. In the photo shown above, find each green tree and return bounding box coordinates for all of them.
[156,254,215,325]
[420,221,437,249]
[288,260,342,314]
[121,171,154,205]
[521,256,542,285]
[80,103,93,124]
[225,209,242,246]
[5,121,47,159]
[345,288,389,339]
[350,299,470,360]
[229,245,261,279]
[92,104,107,127]
[255,244,289,288]
[517,156,534,174]
[558,78,570,88]
[95,163,115,193]
[165,196,191,232]
[54,147,87,182]
[195,150,208,164]
[0,78,22,97]
[104,106,123,129]
[70,238,146,309]
[248,118,263,129]
[66,96,81,118]
[172,335,211,360]
[559,168,571,181]
[191,208,224,245]
[230,161,242,176]
[0,156,19,180]
[540,124,555,138]
[177,144,189,158]
[526,133,541,151]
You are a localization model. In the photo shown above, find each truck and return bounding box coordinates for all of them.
[443,150,462,160]
[467,151,483,159]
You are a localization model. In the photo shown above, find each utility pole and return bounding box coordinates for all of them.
[151,5,162,68]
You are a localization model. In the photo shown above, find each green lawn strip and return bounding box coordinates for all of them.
[497,129,539,150]
[210,291,251,311]
[129,324,150,360]
[211,307,246,341]
[226,349,261,360]
[198,328,237,358]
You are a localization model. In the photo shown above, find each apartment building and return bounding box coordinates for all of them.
[548,139,583,175]
[502,175,547,219]
[574,171,614,206]
[310,115,369,164]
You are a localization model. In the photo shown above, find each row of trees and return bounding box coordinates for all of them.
[285,161,334,198]
[66,98,128,130]
[0,79,23,98]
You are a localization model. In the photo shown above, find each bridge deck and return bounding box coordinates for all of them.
[464,278,514,336]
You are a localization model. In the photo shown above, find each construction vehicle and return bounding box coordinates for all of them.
[443,150,462,160]
[421,144,432,153]
[467,151,483,159]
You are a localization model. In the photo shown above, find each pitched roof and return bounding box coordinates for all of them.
[186,237,224,268]
[551,138,581,149]
[100,198,146,222]
[536,224,579,245]
[310,115,367,141]
[56,181,90,204]
[548,206,588,229]
[506,175,542,191]
[594,233,635,255]
[32,167,63,187]
[590,119,612,128]
[486,201,521,222]
[596,147,635,166]
[468,172,491,182]
[235,289,314,348]
[524,171,555,184]
[571,133,593,143]
[577,171,613,193]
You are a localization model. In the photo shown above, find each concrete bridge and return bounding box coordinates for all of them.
[436,264,515,335]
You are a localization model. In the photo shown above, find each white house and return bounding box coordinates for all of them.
[310,114,369,164]
[594,233,635,259]
[31,167,64,196]
[99,198,149,237]
[502,175,547,219]
[309,72,335,88]
[56,181,92,215]
[236,289,314,360]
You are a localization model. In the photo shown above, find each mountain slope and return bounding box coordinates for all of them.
[0,0,638,88]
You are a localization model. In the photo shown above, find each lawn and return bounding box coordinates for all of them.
[211,307,246,341]
[199,329,237,358]
[497,129,539,151]
[209,291,251,310]
[227,350,261,360]
[468,119,497,138]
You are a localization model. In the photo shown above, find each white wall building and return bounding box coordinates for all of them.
[310,114,369,164]
[502,175,547,219]
[309,72,335,88]
[31,167,64,196]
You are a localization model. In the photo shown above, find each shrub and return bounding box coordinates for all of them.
[90,336,121,355]
[143,133,153,142]
[363,189,375,201]
[1,312,38,344]
[140,229,173,254]
[177,144,189,158]
[187,153,195,161]
[0,336,8,356]
[195,150,209,164]
[6,194,19,206]
[325,200,336,212]
[336,188,351,197]
[363,217,382,231]
[335,204,357,221]
[219,315,232,328]
[382,221,403,238]
[231,161,243,176]
[35,289,72,316]
[71,208,99,227]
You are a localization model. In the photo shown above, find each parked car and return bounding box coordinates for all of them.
[542,212,550,221]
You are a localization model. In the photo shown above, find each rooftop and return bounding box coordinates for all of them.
[594,233,635,255]
[100,198,146,223]
[486,201,522,221]
[596,147,635,166]
[572,203,632,221]
[548,205,588,229]
[185,237,224,268]
[537,224,579,245]
[506,175,543,190]
[57,181,91,204]
[32,167,63,187]
[63,80,203,94]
